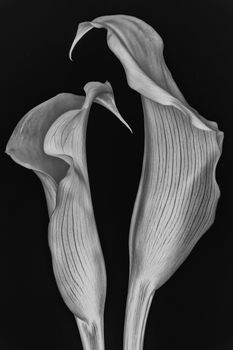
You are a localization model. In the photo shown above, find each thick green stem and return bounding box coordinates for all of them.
[123,276,155,350]
[76,316,105,350]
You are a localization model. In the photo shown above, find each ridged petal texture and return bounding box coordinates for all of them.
[70,15,224,350]
[6,81,131,350]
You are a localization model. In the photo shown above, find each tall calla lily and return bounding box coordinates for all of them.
[70,15,224,350]
[6,81,131,350]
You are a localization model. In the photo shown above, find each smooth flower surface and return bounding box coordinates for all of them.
[6,81,131,350]
[70,15,224,350]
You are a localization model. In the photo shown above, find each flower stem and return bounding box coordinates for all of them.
[123,276,155,350]
[76,316,105,350]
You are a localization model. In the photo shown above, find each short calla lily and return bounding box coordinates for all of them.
[6,81,131,350]
[70,15,224,350]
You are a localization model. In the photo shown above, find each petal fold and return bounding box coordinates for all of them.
[6,93,84,214]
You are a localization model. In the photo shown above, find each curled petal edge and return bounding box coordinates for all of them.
[69,15,223,149]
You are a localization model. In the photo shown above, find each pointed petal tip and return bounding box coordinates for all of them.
[69,21,95,61]
[69,31,78,61]
[69,42,75,61]
[103,80,133,134]
[113,109,133,134]
[83,80,133,133]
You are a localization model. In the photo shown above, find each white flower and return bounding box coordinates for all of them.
[70,15,223,350]
[6,81,131,350]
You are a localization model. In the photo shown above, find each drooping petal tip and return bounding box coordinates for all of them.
[69,21,95,61]
[69,15,223,137]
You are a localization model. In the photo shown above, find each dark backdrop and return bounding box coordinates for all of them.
[1,1,233,349]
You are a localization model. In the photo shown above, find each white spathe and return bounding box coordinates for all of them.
[70,15,223,350]
[6,81,131,350]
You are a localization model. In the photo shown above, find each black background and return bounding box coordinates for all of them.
[1,1,233,349]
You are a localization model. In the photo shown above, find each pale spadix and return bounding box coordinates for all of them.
[70,15,224,350]
[6,81,131,350]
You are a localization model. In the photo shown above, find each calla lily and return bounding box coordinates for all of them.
[70,15,224,350]
[6,81,131,350]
